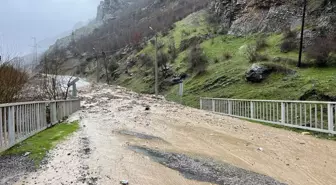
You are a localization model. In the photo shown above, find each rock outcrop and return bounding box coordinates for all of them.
[96,0,130,21]
[210,0,336,35]
[245,64,271,83]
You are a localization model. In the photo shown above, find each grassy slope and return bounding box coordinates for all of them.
[119,10,336,108]
[1,121,79,165]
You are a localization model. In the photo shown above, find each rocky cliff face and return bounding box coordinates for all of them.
[210,0,336,35]
[96,0,133,22]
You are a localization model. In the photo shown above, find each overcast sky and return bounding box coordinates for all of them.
[0,0,101,56]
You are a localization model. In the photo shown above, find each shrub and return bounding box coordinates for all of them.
[258,54,269,61]
[284,29,296,40]
[0,62,28,103]
[108,60,119,73]
[138,53,153,68]
[306,35,336,66]
[167,37,177,61]
[222,52,232,60]
[280,40,297,53]
[188,45,208,75]
[179,36,204,52]
[272,57,297,65]
[108,60,120,80]
[210,38,215,45]
[255,36,268,51]
[280,29,297,53]
[259,62,295,74]
[246,44,269,63]
[246,44,258,63]
[181,29,190,37]
[157,52,169,69]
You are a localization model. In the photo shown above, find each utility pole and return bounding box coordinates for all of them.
[154,34,159,96]
[298,0,307,68]
[149,26,159,96]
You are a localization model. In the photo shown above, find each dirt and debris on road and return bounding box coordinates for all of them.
[3,84,336,185]
[0,155,35,185]
[129,145,285,185]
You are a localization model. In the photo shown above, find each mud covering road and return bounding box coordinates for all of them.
[129,146,285,185]
[6,84,336,185]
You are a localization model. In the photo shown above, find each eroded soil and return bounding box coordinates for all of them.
[4,84,336,185]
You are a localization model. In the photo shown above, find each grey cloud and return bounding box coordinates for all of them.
[0,0,101,55]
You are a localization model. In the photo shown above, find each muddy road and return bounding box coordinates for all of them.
[12,84,336,185]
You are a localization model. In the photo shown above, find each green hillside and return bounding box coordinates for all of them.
[118,11,336,108]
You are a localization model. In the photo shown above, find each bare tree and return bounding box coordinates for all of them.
[39,46,73,100]
[0,55,29,103]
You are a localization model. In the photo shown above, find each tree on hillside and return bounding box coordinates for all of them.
[188,45,208,75]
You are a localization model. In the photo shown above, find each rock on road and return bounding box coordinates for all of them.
[15,84,336,185]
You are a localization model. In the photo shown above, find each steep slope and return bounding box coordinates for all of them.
[115,1,336,107]
[43,0,336,108]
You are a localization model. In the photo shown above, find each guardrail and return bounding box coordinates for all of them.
[200,98,336,135]
[0,99,80,153]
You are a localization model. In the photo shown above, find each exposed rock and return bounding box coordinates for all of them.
[210,0,336,36]
[96,0,130,21]
[245,64,271,83]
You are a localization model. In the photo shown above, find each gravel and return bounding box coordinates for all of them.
[0,155,35,185]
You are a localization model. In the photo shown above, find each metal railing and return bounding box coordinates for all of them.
[200,98,336,134]
[0,99,80,153]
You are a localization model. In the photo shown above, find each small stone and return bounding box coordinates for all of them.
[301,132,310,135]
[67,153,71,156]
[23,152,31,157]
[120,180,129,185]
[145,106,150,111]
[257,147,264,152]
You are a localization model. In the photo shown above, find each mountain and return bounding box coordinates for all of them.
[42,0,336,107]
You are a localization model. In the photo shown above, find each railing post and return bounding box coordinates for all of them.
[53,103,57,124]
[250,101,254,119]
[8,106,15,145]
[212,99,216,112]
[200,98,203,110]
[228,100,232,115]
[0,108,3,147]
[281,102,286,124]
[328,103,334,134]
[63,102,66,119]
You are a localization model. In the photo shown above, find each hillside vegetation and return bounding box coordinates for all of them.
[117,10,336,108]
[42,0,336,108]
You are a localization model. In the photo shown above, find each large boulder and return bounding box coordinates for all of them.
[245,64,271,83]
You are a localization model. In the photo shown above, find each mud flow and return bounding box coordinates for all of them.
[129,146,286,185]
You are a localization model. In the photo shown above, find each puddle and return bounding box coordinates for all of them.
[118,130,166,142]
[129,146,286,185]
